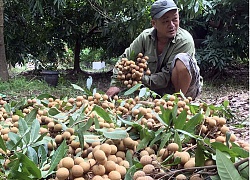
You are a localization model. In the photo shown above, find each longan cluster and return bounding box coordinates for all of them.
[115,53,151,88]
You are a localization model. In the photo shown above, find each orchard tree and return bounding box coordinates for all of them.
[0,0,9,81]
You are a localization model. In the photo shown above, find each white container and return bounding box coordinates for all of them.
[92,61,106,70]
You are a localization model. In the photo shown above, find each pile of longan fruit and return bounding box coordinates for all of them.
[115,53,151,88]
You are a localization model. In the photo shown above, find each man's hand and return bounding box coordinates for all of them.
[106,86,121,98]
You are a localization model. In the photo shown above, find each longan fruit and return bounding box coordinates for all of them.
[208,118,217,127]
[71,165,83,178]
[215,136,225,143]
[189,174,203,180]
[11,115,19,122]
[107,155,118,163]
[220,125,229,134]
[204,159,215,166]
[119,160,130,168]
[140,150,149,157]
[123,137,135,149]
[217,117,226,126]
[66,128,74,135]
[55,135,63,144]
[62,131,71,140]
[184,158,195,169]
[108,170,121,180]
[62,157,74,169]
[140,155,152,166]
[229,134,237,142]
[176,174,187,180]
[92,175,103,180]
[110,145,118,155]
[116,151,125,159]
[99,143,112,157]
[116,165,126,178]
[137,176,154,180]
[167,143,179,152]
[104,160,116,173]
[92,164,105,176]
[56,167,69,180]
[94,149,106,162]
[133,170,145,180]
[174,152,190,164]
[142,164,155,174]
[54,124,63,132]
[74,157,84,165]
[79,161,91,173]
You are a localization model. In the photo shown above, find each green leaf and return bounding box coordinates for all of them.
[231,147,249,158]
[126,150,133,167]
[174,110,187,129]
[3,103,11,114]
[159,106,172,126]
[183,112,203,133]
[48,107,60,116]
[8,132,21,144]
[24,108,38,126]
[18,118,28,136]
[38,145,48,168]
[77,129,85,150]
[16,152,42,179]
[37,93,56,100]
[136,135,151,151]
[27,147,38,165]
[46,140,68,177]
[101,129,128,139]
[123,84,142,96]
[158,133,172,151]
[71,83,84,92]
[174,131,182,151]
[125,164,137,180]
[30,119,40,143]
[0,135,6,152]
[216,149,242,180]
[79,118,94,132]
[92,105,112,123]
[195,142,205,166]
[238,161,249,180]
[139,87,147,98]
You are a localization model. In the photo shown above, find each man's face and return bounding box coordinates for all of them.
[152,10,179,39]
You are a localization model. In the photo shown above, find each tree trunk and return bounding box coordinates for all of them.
[0,0,9,81]
[73,38,82,73]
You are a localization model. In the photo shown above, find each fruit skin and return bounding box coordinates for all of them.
[133,170,145,180]
[79,161,91,173]
[62,157,74,169]
[176,174,187,180]
[108,170,121,180]
[140,155,152,166]
[92,164,106,176]
[167,143,179,152]
[71,165,83,178]
[174,152,190,164]
[142,164,155,174]
[94,149,106,162]
[184,159,195,169]
[56,167,69,180]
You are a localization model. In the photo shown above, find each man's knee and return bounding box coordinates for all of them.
[173,59,189,75]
